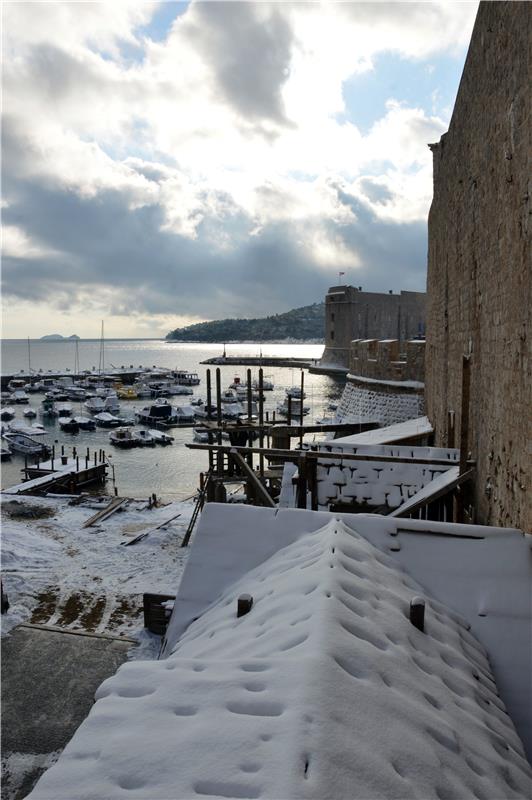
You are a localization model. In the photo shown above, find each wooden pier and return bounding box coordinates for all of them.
[4,447,108,496]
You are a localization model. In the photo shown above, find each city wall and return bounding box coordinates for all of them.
[336,339,425,427]
[425,2,531,530]
[318,286,426,371]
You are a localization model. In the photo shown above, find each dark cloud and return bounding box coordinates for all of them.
[2,165,427,325]
[358,178,394,205]
[185,1,294,128]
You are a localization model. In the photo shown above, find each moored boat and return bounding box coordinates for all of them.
[147,429,174,445]
[73,416,96,431]
[56,403,73,418]
[59,418,80,433]
[40,398,58,418]
[85,397,106,414]
[23,408,37,419]
[132,429,156,447]
[94,412,121,428]
[1,407,16,421]
[12,389,30,404]
[109,427,137,448]
[2,432,50,456]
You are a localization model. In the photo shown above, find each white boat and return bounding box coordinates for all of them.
[85,397,106,414]
[277,399,310,417]
[253,377,274,391]
[173,370,200,386]
[65,386,88,401]
[8,420,46,436]
[193,427,210,443]
[147,429,174,445]
[73,416,96,431]
[103,395,120,413]
[94,412,121,428]
[286,386,306,399]
[12,389,30,404]
[7,379,28,392]
[23,408,37,419]
[190,398,204,407]
[2,431,50,456]
[132,429,156,447]
[59,418,80,433]
[109,427,137,448]
[0,407,16,421]
[56,403,73,418]
[173,405,196,424]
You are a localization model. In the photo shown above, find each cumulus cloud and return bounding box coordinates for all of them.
[1,0,478,336]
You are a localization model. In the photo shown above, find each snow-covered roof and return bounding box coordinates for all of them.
[29,514,532,799]
[332,415,433,445]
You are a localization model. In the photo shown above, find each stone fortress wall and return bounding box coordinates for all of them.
[336,338,425,427]
[318,285,426,371]
[425,1,531,531]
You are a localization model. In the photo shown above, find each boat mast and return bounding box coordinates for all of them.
[98,321,105,375]
[27,337,31,374]
[74,338,80,375]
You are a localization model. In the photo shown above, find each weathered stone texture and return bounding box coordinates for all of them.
[320,285,426,368]
[337,378,424,427]
[426,2,531,530]
[350,338,425,382]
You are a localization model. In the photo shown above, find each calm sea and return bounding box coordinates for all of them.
[1,339,344,500]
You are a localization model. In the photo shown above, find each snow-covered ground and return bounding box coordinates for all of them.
[27,516,532,799]
[1,493,193,656]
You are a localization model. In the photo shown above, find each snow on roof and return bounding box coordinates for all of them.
[332,416,433,445]
[164,505,532,759]
[29,517,532,799]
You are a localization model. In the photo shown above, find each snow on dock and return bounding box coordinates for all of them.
[330,415,433,446]
[27,508,532,799]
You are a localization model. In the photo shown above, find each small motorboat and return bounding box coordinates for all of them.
[9,420,46,436]
[85,397,106,414]
[147,429,174,445]
[40,398,58,418]
[2,431,50,456]
[193,427,210,443]
[12,389,30,404]
[132,429,156,447]
[30,423,46,435]
[73,416,96,431]
[94,412,121,428]
[65,386,88,401]
[116,387,138,400]
[102,394,120,414]
[23,408,37,419]
[253,377,274,391]
[190,398,204,407]
[109,427,137,448]
[1,407,16,422]
[59,418,80,433]
[286,386,306,399]
[56,403,73,418]
[173,405,196,424]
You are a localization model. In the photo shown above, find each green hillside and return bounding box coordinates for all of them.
[166,302,325,342]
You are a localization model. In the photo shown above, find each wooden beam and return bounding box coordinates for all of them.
[229,449,275,507]
[388,468,474,518]
[82,497,126,528]
[186,442,463,468]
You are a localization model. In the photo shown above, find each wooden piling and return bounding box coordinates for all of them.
[258,369,264,477]
[299,370,304,449]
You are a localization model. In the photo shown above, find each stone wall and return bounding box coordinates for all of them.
[425,2,531,530]
[350,339,425,383]
[337,377,424,428]
[319,285,426,370]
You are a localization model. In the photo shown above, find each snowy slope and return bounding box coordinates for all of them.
[28,519,532,799]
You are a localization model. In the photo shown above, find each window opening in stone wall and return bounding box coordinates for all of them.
[331,330,335,340]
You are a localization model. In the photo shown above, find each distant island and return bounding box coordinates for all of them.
[40,334,80,341]
[166,302,325,343]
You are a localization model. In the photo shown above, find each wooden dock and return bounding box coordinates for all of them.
[4,448,108,496]
[200,355,321,368]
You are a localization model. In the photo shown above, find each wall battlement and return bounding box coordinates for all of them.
[318,285,426,371]
[350,339,425,383]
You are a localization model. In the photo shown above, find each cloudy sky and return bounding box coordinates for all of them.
[2,0,478,339]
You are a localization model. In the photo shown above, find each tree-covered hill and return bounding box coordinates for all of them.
[165,302,325,342]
